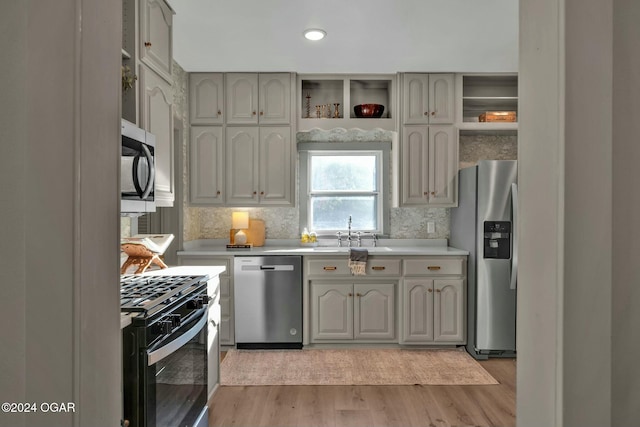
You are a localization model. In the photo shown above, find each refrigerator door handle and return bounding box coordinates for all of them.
[510,182,518,290]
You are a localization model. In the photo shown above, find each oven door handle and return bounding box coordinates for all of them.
[147,310,207,366]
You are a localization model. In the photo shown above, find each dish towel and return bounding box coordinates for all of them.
[348,248,368,276]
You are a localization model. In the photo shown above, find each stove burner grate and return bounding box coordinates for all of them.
[120,275,207,313]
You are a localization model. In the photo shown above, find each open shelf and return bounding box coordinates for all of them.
[349,79,392,119]
[460,74,518,124]
[301,79,344,119]
[298,74,396,131]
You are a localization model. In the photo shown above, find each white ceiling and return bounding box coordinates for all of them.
[167,0,518,74]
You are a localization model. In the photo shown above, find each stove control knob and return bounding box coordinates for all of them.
[187,299,202,309]
[169,314,181,327]
[158,319,173,335]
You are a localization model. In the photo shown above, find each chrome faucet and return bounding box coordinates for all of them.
[337,215,357,247]
[347,215,355,247]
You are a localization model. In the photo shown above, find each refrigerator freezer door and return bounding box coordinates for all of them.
[510,183,519,290]
[475,160,517,352]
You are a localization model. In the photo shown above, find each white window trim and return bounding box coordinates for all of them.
[298,142,391,237]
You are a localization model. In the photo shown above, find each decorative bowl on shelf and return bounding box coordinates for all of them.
[354,104,384,118]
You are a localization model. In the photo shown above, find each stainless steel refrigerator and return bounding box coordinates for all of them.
[450,160,518,359]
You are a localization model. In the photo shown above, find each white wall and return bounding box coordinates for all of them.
[0,1,122,426]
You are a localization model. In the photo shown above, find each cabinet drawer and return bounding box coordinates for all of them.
[403,258,464,276]
[366,259,401,276]
[307,258,350,276]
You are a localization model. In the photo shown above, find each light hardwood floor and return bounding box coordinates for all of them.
[208,357,516,427]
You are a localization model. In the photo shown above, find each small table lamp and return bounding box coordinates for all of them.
[232,211,249,245]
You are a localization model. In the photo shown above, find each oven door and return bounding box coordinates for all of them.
[145,308,208,427]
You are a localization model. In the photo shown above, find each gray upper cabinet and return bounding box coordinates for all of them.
[226,73,258,124]
[402,73,454,125]
[226,73,291,125]
[258,74,292,124]
[139,65,174,207]
[401,125,457,207]
[224,126,293,206]
[225,127,259,204]
[190,73,224,125]
[190,126,225,205]
[139,0,174,84]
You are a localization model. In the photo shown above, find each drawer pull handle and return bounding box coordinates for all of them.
[323,266,337,271]
[427,266,441,271]
[371,266,386,271]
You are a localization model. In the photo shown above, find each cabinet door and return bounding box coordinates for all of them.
[428,126,457,206]
[403,73,430,124]
[401,279,434,343]
[226,73,258,124]
[258,73,291,124]
[207,289,221,397]
[401,126,429,205]
[225,127,259,205]
[354,283,395,340]
[259,127,292,205]
[311,283,353,340]
[139,65,174,207]
[190,73,224,125]
[139,0,173,83]
[218,277,234,344]
[190,126,224,205]
[428,74,455,124]
[434,279,465,342]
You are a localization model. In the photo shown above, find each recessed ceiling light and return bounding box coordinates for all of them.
[304,29,326,41]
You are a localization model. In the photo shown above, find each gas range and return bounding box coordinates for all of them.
[120,274,210,427]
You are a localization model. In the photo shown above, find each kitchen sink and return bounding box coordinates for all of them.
[312,247,393,253]
[262,246,394,253]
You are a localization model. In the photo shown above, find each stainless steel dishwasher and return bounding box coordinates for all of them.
[234,256,302,349]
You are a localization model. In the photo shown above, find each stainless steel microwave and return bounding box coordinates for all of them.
[121,119,156,215]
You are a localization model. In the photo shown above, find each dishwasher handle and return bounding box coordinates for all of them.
[241,264,295,271]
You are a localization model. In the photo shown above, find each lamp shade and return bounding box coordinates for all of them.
[232,211,249,229]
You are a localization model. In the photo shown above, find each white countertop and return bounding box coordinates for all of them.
[141,265,226,278]
[178,239,469,257]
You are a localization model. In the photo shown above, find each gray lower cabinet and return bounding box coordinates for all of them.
[207,276,221,396]
[401,278,465,343]
[400,257,466,345]
[178,256,235,345]
[310,281,395,342]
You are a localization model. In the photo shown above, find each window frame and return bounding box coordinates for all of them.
[298,142,391,236]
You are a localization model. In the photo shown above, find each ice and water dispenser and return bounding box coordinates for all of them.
[483,221,512,259]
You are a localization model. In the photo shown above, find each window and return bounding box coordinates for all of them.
[299,143,390,235]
